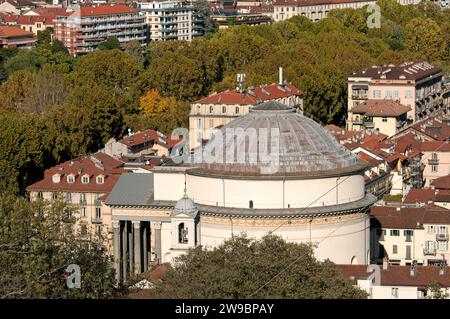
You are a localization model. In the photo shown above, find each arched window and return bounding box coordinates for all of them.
[249,200,253,208]
[178,223,188,244]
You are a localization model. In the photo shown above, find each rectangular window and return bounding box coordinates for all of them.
[390,229,400,236]
[373,90,381,98]
[80,207,86,217]
[438,241,448,251]
[95,207,101,219]
[431,165,438,173]
[222,106,226,114]
[406,245,411,260]
[427,226,437,234]
[392,245,398,254]
[235,106,240,114]
[391,288,399,298]
[382,117,388,122]
[66,192,72,203]
[209,105,213,113]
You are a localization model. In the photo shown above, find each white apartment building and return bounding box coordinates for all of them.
[138,0,203,41]
[272,0,376,22]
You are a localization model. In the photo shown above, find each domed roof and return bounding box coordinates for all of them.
[190,101,364,176]
[172,194,197,217]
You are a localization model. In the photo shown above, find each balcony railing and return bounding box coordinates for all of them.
[405,235,412,242]
[91,217,102,224]
[94,199,102,206]
[436,233,449,241]
[423,247,436,255]
[79,198,87,205]
[428,158,439,165]
[352,94,368,100]
[364,121,375,128]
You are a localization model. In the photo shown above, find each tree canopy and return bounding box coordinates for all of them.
[152,234,368,299]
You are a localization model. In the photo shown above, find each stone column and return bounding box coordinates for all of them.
[128,222,134,276]
[112,220,121,283]
[143,222,148,272]
[133,221,141,274]
[153,221,162,264]
[122,221,128,283]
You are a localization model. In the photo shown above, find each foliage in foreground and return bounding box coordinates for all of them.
[0,195,117,298]
[153,234,368,299]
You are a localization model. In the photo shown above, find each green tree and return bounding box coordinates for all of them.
[0,195,117,298]
[0,114,54,195]
[153,234,368,299]
[98,37,121,50]
[404,18,446,61]
[193,0,218,35]
[426,282,449,299]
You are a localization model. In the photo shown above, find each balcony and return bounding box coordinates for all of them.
[436,233,449,241]
[352,119,363,125]
[91,217,102,224]
[364,121,375,128]
[352,94,368,100]
[423,247,436,256]
[94,199,102,206]
[79,198,87,205]
[428,158,439,165]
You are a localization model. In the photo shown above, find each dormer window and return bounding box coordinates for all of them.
[81,175,89,184]
[67,175,75,184]
[52,174,61,183]
[96,175,104,184]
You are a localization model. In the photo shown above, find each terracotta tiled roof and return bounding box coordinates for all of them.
[26,152,125,193]
[404,188,436,204]
[0,25,33,37]
[350,62,441,82]
[0,13,18,23]
[350,99,411,117]
[420,141,450,152]
[337,265,450,288]
[371,205,450,229]
[195,83,302,105]
[431,175,450,190]
[72,5,137,17]
[120,129,166,148]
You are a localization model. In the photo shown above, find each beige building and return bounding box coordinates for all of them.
[338,263,450,299]
[371,205,450,267]
[348,99,411,137]
[189,72,303,150]
[348,62,444,123]
[26,152,126,249]
[106,101,377,283]
[420,141,450,187]
[272,0,375,22]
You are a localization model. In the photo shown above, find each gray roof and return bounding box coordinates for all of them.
[188,103,360,175]
[105,173,154,206]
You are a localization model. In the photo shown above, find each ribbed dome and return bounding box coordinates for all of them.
[191,101,363,176]
[172,195,197,217]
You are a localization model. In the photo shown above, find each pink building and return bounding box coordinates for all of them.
[348,62,445,126]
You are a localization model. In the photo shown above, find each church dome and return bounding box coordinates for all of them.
[191,101,365,176]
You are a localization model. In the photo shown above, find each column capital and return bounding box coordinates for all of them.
[132,220,141,228]
[152,221,162,229]
[112,220,120,228]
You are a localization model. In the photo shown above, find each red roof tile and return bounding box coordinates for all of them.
[431,175,450,190]
[420,141,450,152]
[0,25,34,37]
[404,188,436,204]
[337,264,450,288]
[350,99,411,117]
[72,5,138,17]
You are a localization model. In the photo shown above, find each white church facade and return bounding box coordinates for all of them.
[105,101,376,282]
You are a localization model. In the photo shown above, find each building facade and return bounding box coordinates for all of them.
[138,0,203,41]
[272,0,375,23]
[348,62,445,124]
[189,71,303,150]
[348,99,411,136]
[54,5,146,56]
[420,141,450,187]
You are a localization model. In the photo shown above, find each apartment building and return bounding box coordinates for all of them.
[338,263,450,299]
[348,62,444,125]
[26,152,126,247]
[272,0,375,23]
[420,141,450,187]
[189,72,303,150]
[0,24,36,47]
[348,100,411,137]
[138,0,203,41]
[54,5,146,56]
[370,205,450,267]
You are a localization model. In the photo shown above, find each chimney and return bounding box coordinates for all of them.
[383,257,389,270]
[278,66,283,86]
[410,264,417,277]
[439,264,446,276]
